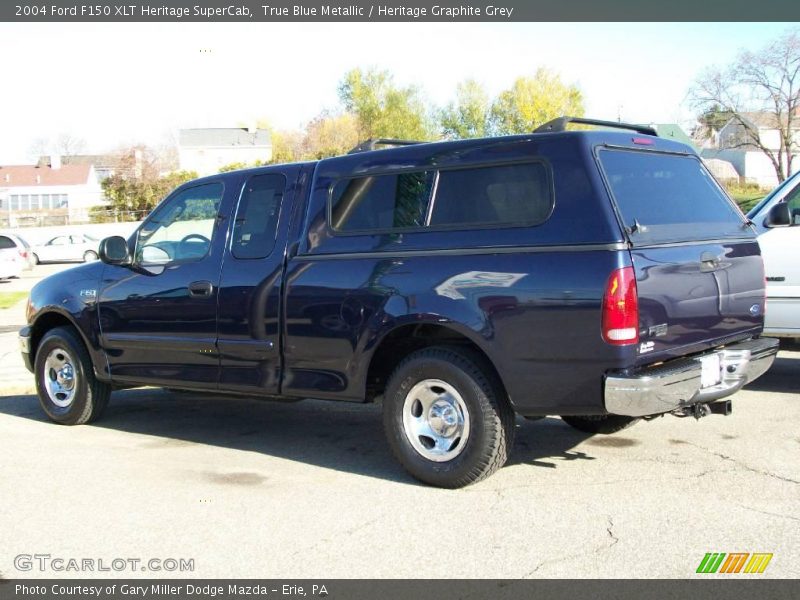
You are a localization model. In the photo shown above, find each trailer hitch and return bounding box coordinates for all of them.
[673,400,732,419]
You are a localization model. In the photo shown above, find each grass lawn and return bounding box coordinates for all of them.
[0,291,28,309]
[730,191,765,213]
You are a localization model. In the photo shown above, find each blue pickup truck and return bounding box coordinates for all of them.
[20,117,779,487]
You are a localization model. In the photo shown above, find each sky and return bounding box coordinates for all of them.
[0,21,795,164]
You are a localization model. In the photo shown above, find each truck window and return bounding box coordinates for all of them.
[599,149,748,245]
[136,182,223,265]
[330,171,435,232]
[231,174,286,259]
[429,162,552,227]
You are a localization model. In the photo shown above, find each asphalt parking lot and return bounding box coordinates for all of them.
[0,347,798,579]
[0,263,798,579]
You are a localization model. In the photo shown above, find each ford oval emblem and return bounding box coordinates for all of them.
[749,304,761,316]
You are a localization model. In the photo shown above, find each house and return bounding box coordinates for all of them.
[700,112,800,187]
[37,151,143,182]
[650,123,697,151]
[0,156,104,226]
[178,127,272,176]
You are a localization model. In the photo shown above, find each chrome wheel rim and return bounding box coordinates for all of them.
[402,379,470,462]
[43,347,77,408]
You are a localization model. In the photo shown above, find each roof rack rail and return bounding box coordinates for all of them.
[347,138,423,154]
[534,117,657,137]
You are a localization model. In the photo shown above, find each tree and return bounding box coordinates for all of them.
[439,79,490,139]
[218,160,266,172]
[303,111,360,159]
[28,132,87,160]
[99,145,196,221]
[689,28,800,183]
[338,67,433,141]
[269,129,305,164]
[489,69,585,135]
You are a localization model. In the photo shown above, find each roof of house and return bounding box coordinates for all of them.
[179,128,271,148]
[0,164,92,187]
[652,123,697,150]
[725,112,800,131]
[37,154,123,169]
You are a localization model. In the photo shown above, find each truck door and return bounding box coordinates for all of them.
[216,167,301,395]
[98,180,229,389]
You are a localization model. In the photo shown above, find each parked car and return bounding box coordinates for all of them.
[0,232,35,272]
[746,170,800,339]
[20,117,778,488]
[30,234,100,264]
[0,240,23,280]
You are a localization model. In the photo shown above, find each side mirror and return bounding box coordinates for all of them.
[763,203,791,228]
[99,236,131,265]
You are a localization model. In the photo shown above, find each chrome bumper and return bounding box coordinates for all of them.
[605,337,779,417]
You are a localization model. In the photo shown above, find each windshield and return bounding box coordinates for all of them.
[746,170,800,220]
[599,149,749,245]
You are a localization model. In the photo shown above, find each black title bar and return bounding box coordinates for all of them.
[4,0,800,22]
[1,579,799,600]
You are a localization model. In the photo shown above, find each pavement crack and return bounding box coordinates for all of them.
[684,442,799,485]
[736,503,800,523]
[603,516,619,548]
[524,515,618,577]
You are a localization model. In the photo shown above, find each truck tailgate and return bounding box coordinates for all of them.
[597,146,764,365]
[631,240,764,364]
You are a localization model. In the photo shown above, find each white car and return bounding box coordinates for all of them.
[747,170,800,339]
[0,237,24,280]
[0,232,34,272]
[31,234,101,264]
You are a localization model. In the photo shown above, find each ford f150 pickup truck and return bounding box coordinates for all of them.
[20,117,779,488]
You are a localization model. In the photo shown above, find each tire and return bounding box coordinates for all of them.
[34,326,111,425]
[383,346,515,488]
[32,254,40,265]
[83,250,98,262]
[561,414,640,435]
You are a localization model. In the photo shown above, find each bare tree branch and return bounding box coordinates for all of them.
[688,28,800,183]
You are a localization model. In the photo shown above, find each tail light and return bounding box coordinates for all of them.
[602,266,639,345]
[19,249,28,259]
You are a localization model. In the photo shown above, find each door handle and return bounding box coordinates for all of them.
[700,252,719,265]
[188,281,214,297]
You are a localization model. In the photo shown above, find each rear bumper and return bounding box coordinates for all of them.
[605,337,779,417]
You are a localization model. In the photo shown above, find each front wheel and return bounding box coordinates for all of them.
[35,326,111,425]
[561,414,640,435]
[83,250,98,262]
[383,346,515,488]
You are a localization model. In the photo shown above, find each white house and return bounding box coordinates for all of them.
[0,156,104,226]
[700,112,800,187]
[178,128,272,176]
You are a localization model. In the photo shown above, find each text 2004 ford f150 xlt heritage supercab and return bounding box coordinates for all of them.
[19,117,779,488]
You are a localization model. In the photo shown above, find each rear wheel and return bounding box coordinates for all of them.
[35,326,110,425]
[561,414,640,435]
[383,346,515,488]
[32,253,40,265]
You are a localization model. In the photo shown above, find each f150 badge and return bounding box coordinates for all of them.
[80,289,97,300]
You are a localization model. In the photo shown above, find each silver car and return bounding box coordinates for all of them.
[31,234,100,264]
